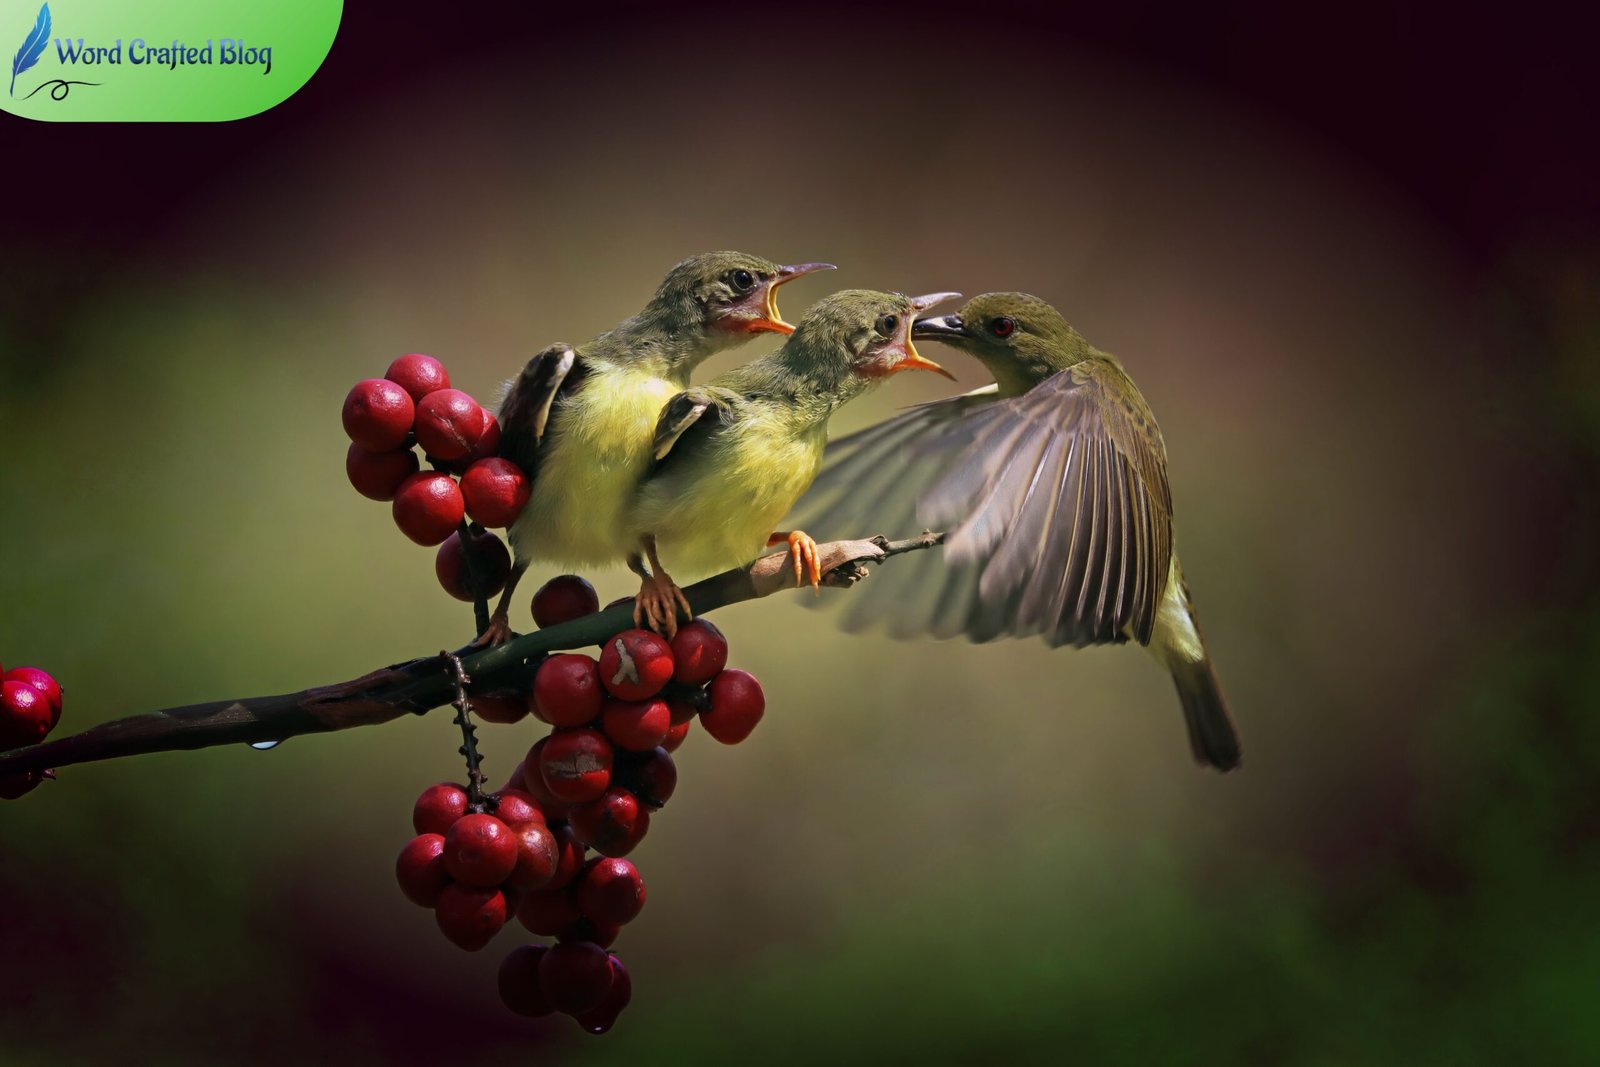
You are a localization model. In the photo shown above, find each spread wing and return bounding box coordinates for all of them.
[922,359,1172,647]
[496,344,579,477]
[786,387,1018,641]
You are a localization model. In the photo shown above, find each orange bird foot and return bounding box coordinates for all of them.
[768,530,822,593]
[633,573,692,639]
[472,612,515,648]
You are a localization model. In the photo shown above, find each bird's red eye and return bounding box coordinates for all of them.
[990,317,1015,337]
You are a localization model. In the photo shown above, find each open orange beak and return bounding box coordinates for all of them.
[748,262,835,335]
[879,292,960,379]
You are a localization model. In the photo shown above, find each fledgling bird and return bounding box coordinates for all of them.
[480,251,834,644]
[625,289,959,637]
[794,293,1241,771]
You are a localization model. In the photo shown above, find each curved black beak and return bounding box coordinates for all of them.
[912,314,966,340]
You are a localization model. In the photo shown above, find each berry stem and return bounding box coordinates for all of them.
[441,650,489,811]
[457,519,493,637]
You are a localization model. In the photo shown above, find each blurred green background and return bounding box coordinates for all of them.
[2,3,1597,1064]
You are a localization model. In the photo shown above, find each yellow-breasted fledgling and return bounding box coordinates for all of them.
[794,293,1240,771]
[480,251,834,644]
[625,289,958,637]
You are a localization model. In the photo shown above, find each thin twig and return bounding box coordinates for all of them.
[442,651,487,810]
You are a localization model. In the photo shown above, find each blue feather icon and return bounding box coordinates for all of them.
[10,3,50,98]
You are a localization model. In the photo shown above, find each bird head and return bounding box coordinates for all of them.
[783,289,958,399]
[912,292,1090,394]
[647,251,835,345]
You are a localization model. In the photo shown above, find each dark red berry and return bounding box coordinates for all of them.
[506,821,560,891]
[516,886,581,936]
[385,353,451,402]
[558,917,620,949]
[498,944,556,1018]
[520,739,574,821]
[471,690,530,726]
[575,857,646,926]
[597,630,674,701]
[538,729,613,804]
[395,833,450,907]
[0,681,52,749]
[665,693,700,726]
[600,698,671,752]
[460,458,531,529]
[661,719,691,753]
[434,883,507,951]
[548,822,588,890]
[532,574,600,628]
[345,443,420,502]
[444,813,519,888]
[532,655,603,727]
[575,955,632,1035]
[538,941,614,1015]
[342,378,415,451]
[0,770,49,800]
[492,789,545,827]
[617,747,677,809]
[435,527,511,602]
[392,472,465,546]
[669,619,728,685]
[2,667,61,726]
[412,782,470,836]
[701,669,765,744]
[414,389,488,462]
[569,789,650,857]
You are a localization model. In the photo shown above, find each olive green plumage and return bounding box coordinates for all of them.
[796,292,1241,771]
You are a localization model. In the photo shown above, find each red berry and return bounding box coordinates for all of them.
[434,883,507,951]
[498,944,556,1018]
[532,654,603,727]
[492,789,545,827]
[537,729,613,804]
[385,353,451,402]
[538,941,614,1015]
[441,412,503,474]
[414,389,488,462]
[597,630,674,701]
[576,857,646,926]
[569,790,650,857]
[661,719,691,753]
[519,739,574,821]
[444,813,519,888]
[558,917,620,949]
[665,693,700,726]
[532,574,601,628]
[3,667,62,725]
[471,690,529,726]
[460,458,531,529]
[617,747,677,809]
[392,472,465,546]
[345,443,419,502]
[600,697,671,752]
[506,821,560,891]
[701,669,765,744]
[669,619,728,685]
[0,681,52,749]
[516,886,581,936]
[412,782,470,836]
[395,833,450,907]
[0,770,49,801]
[434,527,511,601]
[342,378,415,451]
[548,822,588,889]
[574,955,632,1035]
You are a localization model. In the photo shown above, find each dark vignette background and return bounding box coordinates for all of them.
[2,2,1598,1064]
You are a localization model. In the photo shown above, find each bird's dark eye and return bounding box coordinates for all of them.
[729,269,757,293]
[990,317,1016,338]
[876,314,900,337]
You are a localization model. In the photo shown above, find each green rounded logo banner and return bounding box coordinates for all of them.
[2,0,340,121]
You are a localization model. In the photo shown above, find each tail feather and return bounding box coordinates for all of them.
[1170,656,1241,771]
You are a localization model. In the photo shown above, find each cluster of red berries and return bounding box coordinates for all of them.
[341,354,528,604]
[0,661,63,799]
[393,574,768,1033]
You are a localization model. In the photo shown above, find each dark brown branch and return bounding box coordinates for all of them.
[0,533,943,777]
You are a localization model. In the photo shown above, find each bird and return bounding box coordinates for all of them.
[792,293,1241,771]
[624,288,959,637]
[479,251,835,644]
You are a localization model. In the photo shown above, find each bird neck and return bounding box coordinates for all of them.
[719,353,851,429]
[587,309,720,384]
